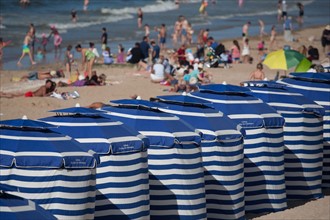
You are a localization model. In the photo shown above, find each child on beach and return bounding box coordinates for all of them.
[53,31,62,53]
[116,44,125,64]
[17,31,36,65]
[249,63,265,80]
[65,45,73,74]
[41,33,48,51]
[35,47,44,61]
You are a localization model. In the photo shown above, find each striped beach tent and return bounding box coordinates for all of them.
[39,106,150,220]
[150,95,246,220]
[0,117,99,220]
[102,100,207,220]
[278,73,330,187]
[189,84,287,214]
[0,185,56,220]
[243,81,325,199]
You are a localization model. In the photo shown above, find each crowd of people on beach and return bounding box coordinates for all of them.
[1,0,330,99]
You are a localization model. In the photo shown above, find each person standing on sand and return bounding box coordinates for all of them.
[231,40,241,64]
[101,27,108,51]
[17,31,36,65]
[137,8,143,28]
[71,9,77,23]
[242,21,251,42]
[277,0,282,22]
[258,19,267,40]
[321,25,330,54]
[157,24,167,50]
[296,2,304,24]
[75,44,95,77]
[249,63,265,80]
[269,25,277,51]
[29,23,36,57]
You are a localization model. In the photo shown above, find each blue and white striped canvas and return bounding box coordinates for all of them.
[151,95,245,220]
[189,84,287,214]
[102,100,207,220]
[279,73,330,188]
[40,112,150,220]
[0,119,99,220]
[243,81,325,199]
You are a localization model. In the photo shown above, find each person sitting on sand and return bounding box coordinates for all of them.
[249,63,265,80]
[0,79,56,98]
[17,70,65,82]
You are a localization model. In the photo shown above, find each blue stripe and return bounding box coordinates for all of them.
[150,183,205,191]
[150,193,205,201]
[96,168,148,178]
[97,179,148,188]
[99,158,148,166]
[148,153,202,160]
[150,203,206,211]
[148,163,203,170]
[203,159,244,167]
[96,199,149,210]
[205,178,244,186]
[96,189,149,200]
[204,168,244,176]
[31,196,96,205]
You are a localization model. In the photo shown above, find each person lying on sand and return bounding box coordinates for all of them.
[14,70,65,82]
[87,94,141,109]
[0,79,56,98]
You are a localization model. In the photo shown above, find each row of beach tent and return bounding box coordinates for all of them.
[1,72,329,220]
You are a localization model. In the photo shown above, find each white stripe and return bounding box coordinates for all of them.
[285,153,323,160]
[285,171,323,178]
[96,183,148,195]
[245,202,287,211]
[148,147,200,155]
[149,178,205,187]
[188,94,263,104]
[285,143,323,150]
[40,201,96,211]
[317,101,330,106]
[205,173,243,182]
[245,185,286,195]
[0,179,96,189]
[246,128,283,135]
[245,165,284,172]
[95,194,148,207]
[0,168,94,177]
[158,107,224,117]
[96,174,146,185]
[250,89,303,96]
[148,158,202,166]
[43,121,123,127]
[203,155,243,163]
[105,111,179,120]
[206,201,244,210]
[201,144,243,153]
[0,150,94,157]
[278,81,330,92]
[197,129,241,138]
[0,134,71,141]
[76,136,143,144]
[284,126,323,132]
[150,208,207,217]
[244,146,283,154]
[282,117,322,123]
[54,214,94,220]
[150,197,206,206]
[97,162,148,174]
[99,152,147,163]
[243,137,284,144]
[268,102,322,110]
[284,135,323,141]
[9,190,96,200]
[228,113,282,120]
[140,131,199,138]
[204,164,243,172]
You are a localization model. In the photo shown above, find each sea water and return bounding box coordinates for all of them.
[0,0,329,70]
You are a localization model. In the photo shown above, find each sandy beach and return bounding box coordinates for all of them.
[0,25,329,219]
